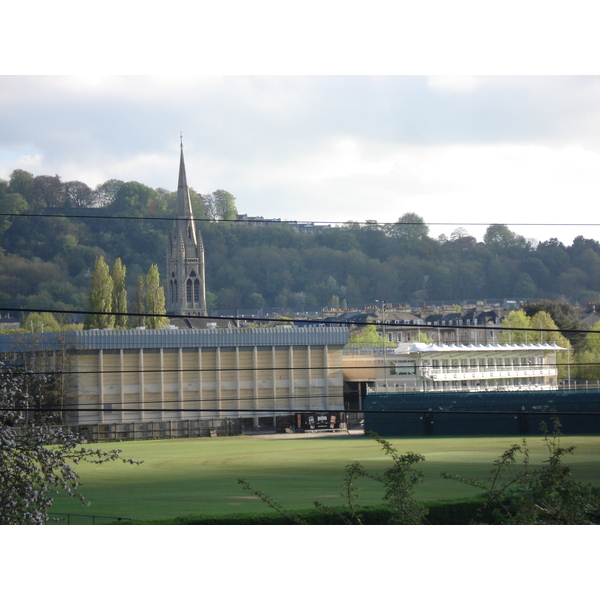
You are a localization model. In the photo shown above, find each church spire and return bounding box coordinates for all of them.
[166,137,207,317]
[177,135,195,223]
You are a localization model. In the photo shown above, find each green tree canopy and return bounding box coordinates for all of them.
[498,310,531,344]
[85,256,115,329]
[131,275,146,328]
[145,264,170,329]
[22,312,62,332]
[387,212,430,241]
[347,324,395,347]
[111,257,128,329]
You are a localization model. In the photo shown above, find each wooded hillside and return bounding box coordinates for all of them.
[1,169,600,314]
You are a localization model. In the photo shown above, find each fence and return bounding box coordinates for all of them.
[364,389,600,437]
[69,417,244,443]
[47,513,138,525]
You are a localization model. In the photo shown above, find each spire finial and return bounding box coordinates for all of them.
[180,131,183,149]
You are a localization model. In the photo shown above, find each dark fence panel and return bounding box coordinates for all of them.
[364,390,600,437]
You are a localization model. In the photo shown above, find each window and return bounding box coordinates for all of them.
[186,271,200,306]
[393,361,416,375]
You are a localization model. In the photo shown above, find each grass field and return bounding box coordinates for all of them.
[48,433,600,523]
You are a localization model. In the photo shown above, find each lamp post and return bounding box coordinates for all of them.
[376,299,387,390]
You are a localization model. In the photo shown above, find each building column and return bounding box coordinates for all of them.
[99,349,104,424]
[119,349,125,423]
[139,349,145,422]
[253,346,259,428]
[324,345,330,410]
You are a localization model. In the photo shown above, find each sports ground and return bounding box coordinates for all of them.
[49,432,600,523]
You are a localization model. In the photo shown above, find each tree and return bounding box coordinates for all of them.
[94,179,124,207]
[0,365,138,524]
[347,324,395,347]
[498,310,531,344]
[130,275,146,328]
[64,180,94,208]
[0,192,27,236]
[213,189,237,221]
[483,223,525,252]
[513,272,536,298]
[111,258,128,329]
[522,299,584,351]
[85,256,115,329]
[145,264,170,329]
[450,227,470,241]
[387,212,430,241]
[529,311,570,347]
[22,312,62,333]
[8,169,34,200]
[31,175,64,209]
[203,189,237,221]
[575,321,600,380]
[414,332,433,343]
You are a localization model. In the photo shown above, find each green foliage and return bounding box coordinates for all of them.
[239,433,428,525]
[4,166,600,312]
[85,256,115,329]
[21,312,62,332]
[0,365,140,524]
[131,275,146,328]
[498,309,531,344]
[483,223,525,252]
[577,321,600,380]
[145,264,170,329]
[414,332,433,343]
[387,212,430,241]
[499,309,572,378]
[110,258,128,329]
[233,424,599,525]
[126,500,488,525]
[442,418,600,524]
[347,324,394,347]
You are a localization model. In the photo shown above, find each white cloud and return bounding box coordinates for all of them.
[427,76,479,93]
[3,75,600,245]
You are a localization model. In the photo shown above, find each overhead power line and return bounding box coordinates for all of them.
[3,358,599,379]
[0,306,595,335]
[1,211,600,228]
[4,406,600,417]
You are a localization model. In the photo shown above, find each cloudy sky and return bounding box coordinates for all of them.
[3,4,600,246]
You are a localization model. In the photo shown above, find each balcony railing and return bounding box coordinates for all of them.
[421,365,556,381]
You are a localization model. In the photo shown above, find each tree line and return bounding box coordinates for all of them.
[2,168,600,318]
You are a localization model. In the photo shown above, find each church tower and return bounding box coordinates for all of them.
[166,140,207,316]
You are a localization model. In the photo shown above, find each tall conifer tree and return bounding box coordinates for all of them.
[85,256,115,329]
[145,264,170,329]
[111,257,128,329]
[130,275,146,328]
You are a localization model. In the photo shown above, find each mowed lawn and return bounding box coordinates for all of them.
[49,434,600,523]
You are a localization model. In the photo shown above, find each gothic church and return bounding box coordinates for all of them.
[166,142,207,316]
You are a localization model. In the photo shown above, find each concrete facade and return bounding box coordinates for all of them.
[1,327,348,427]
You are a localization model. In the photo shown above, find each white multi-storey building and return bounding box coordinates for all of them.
[343,342,566,397]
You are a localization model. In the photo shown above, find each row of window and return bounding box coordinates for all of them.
[169,270,201,306]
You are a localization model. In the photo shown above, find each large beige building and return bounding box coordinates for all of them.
[4,326,348,429]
